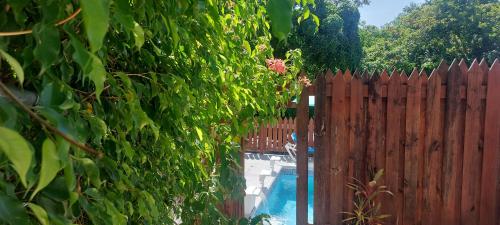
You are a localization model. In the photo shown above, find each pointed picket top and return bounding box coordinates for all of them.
[388,69,401,87]
[325,69,335,82]
[389,69,400,80]
[344,69,352,81]
[459,58,469,73]
[468,59,481,73]
[332,69,345,83]
[419,69,428,85]
[489,58,500,73]
[409,68,419,79]
[336,69,343,77]
[362,70,370,83]
[400,71,408,84]
[353,69,362,80]
[449,58,462,77]
[479,58,489,71]
[479,58,489,85]
[379,70,390,84]
[428,69,441,83]
[459,58,469,84]
[437,59,449,83]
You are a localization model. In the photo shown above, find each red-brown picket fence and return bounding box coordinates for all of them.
[299,59,500,225]
[243,118,314,154]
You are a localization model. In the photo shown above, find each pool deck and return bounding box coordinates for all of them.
[244,153,313,217]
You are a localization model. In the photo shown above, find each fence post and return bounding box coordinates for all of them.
[297,80,309,225]
[314,72,329,225]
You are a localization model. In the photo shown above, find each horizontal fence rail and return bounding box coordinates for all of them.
[243,118,314,154]
[311,58,500,225]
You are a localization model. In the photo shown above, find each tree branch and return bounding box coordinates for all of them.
[0,8,81,37]
[0,81,103,158]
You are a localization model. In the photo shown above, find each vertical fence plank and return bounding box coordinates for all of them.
[349,71,366,182]
[442,60,465,225]
[330,70,348,225]
[385,70,403,225]
[422,70,443,225]
[479,59,500,225]
[367,72,383,180]
[297,85,309,225]
[277,119,283,152]
[404,69,422,225]
[417,70,428,224]
[461,60,484,225]
[343,70,355,215]
[258,123,265,153]
[314,73,328,225]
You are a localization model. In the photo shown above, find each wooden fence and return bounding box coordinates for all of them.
[303,59,500,225]
[243,118,314,154]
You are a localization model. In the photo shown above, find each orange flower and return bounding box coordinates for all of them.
[266,58,286,74]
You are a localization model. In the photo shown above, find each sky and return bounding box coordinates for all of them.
[359,0,427,27]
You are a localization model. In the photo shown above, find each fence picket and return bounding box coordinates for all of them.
[385,70,403,225]
[422,70,443,225]
[330,70,348,224]
[442,60,466,225]
[479,59,500,225]
[403,69,422,225]
[461,60,484,225]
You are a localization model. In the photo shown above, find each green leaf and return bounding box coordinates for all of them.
[27,203,49,225]
[78,158,101,187]
[0,127,33,187]
[267,0,293,41]
[70,35,106,99]
[31,138,61,200]
[41,176,70,201]
[80,0,110,52]
[194,127,203,141]
[33,23,60,72]
[312,14,320,27]
[0,194,29,225]
[133,22,145,50]
[0,49,24,84]
[242,40,251,54]
[303,8,310,20]
[0,98,18,129]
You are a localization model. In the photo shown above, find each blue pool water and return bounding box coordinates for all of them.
[254,171,314,225]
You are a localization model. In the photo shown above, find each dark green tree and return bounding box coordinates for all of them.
[274,0,365,76]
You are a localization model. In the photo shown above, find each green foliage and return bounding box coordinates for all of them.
[343,170,392,225]
[274,0,364,76]
[0,0,311,224]
[360,0,500,72]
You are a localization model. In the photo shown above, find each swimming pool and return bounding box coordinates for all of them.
[254,170,314,225]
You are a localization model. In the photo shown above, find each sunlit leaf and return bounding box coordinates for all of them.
[31,138,61,200]
[0,127,33,187]
[0,49,24,84]
[133,22,145,50]
[27,203,49,225]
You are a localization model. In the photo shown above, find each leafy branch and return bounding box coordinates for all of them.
[0,81,103,158]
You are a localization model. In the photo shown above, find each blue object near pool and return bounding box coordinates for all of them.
[291,132,315,154]
[254,170,314,225]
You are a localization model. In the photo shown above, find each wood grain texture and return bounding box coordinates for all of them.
[479,59,500,225]
[403,70,422,225]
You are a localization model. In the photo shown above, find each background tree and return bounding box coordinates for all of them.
[360,0,500,72]
[274,0,367,76]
